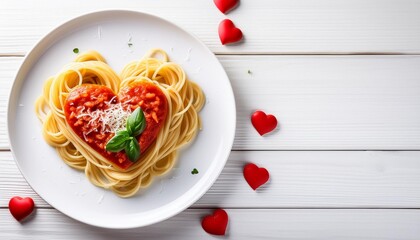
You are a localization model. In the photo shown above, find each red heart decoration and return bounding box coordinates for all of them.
[214,0,239,14]
[201,209,229,235]
[9,196,35,221]
[243,163,269,190]
[64,81,168,170]
[218,19,243,45]
[251,110,277,136]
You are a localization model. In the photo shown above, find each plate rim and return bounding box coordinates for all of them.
[7,9,236,229]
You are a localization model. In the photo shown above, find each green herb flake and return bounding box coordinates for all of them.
[73,48,79,54]
[247,70,252,75]
[128,42,133,47]
[191,168,199,175]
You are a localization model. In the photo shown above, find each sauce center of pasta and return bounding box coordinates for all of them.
[64,82,168,170]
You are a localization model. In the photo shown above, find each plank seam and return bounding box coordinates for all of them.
[2,53,420,58]
[0,206,420,210]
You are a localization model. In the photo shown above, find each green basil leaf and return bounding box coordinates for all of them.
[125,137,140,162]
[126,107,146,136]
[105,130,130,152]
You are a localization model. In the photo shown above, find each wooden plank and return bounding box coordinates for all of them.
[0,208,419,239]
[0,57,20,148]
[226,55,420,150]
[199,150,420,208]
[2,56,420,150]
[1,0,420,54]
[2,150,420,208]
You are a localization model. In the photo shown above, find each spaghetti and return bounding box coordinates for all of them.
[35,49,204,197]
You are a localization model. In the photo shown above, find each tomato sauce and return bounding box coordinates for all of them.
[64,82,168,170]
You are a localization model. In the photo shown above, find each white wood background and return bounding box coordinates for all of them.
[1,0,420,239]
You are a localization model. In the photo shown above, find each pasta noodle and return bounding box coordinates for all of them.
[35,49,205,197]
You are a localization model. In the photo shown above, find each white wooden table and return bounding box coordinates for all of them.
[1,1,420,239]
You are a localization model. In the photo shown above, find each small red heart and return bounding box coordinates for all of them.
[251,110,277,136]
[214,0,239,14]
[201,209,229,235]
[218,19,243,45]
[243,163,269,190]
[9,196,35,221]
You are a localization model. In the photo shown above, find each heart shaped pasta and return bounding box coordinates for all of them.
[36,49,205,197]
[64,82,168,170]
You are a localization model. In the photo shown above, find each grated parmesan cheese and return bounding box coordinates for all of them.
[76,97,132,134]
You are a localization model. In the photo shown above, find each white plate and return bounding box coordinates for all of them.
[7,10,235,229]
